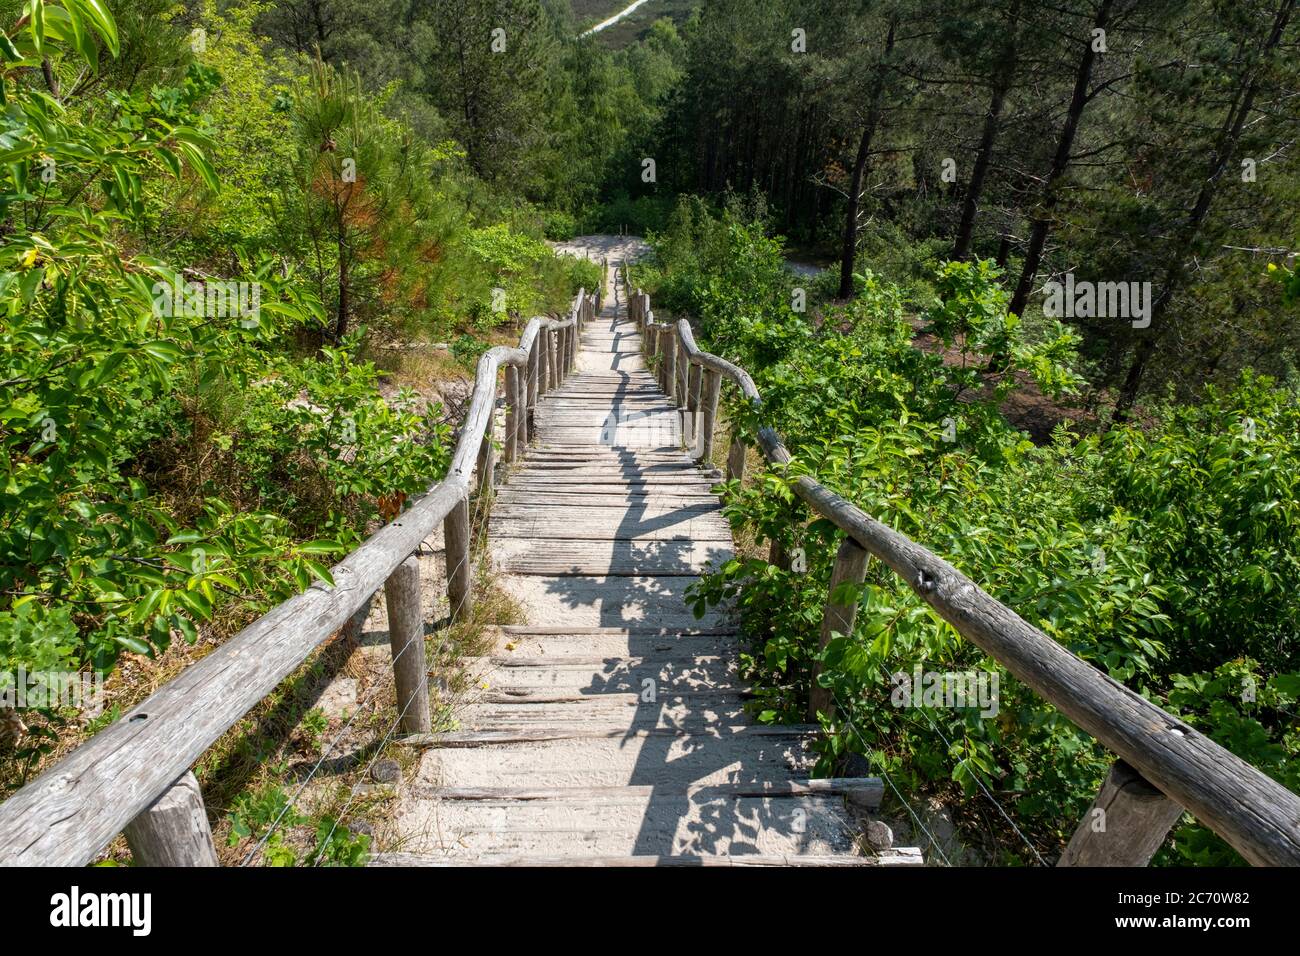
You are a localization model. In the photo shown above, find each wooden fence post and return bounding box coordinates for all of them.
[685,361,701,451]
[808,539,871,722]
[699,368,722,463]
[654,323,662,371]
[444,495,472,622]
[476,412,495,498]
[504,364,519,464]
[663,327,677,402]
[676,336,689,406]
[526,336,540,432]
[383,555,432,734]
[123,771,219,867]
[539,330,549,395]
[548,329,559,392]
[726,436,746,485]
[1058,760,1184,866]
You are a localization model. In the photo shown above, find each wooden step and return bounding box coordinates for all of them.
[413,726,819,788]
[495,626,741,658]
[391,790,864,859]
[463,653,739,691]
[492,537,732,575]
[371,851,923,867]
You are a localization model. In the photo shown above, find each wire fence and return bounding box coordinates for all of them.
[241,401,501,866]
[828,655,1048,866]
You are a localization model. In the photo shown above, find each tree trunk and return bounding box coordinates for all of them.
[336,228,349,341]
[952,58,1014,261]
[1112,0,1295,422]
[837,21,896,300]
[1010,0,1114,318]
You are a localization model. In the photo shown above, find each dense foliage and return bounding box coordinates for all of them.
[641,203,1300,865]
[0,0,597,779]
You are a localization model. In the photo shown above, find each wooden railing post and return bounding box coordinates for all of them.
[540,329,551,394]
[384,555,432,734]
[547,328,559,392]
[699,368,722,463]
[663,327,677,402]
[808,539,871,722]
[685,361,701,452]
[644,313,655,362]
[123,771,218,867]
[476,412,495,498]
[1059,760,1184,866]
[504,364,519,463]
[444,495,472,622]
[726,436,746,484]
[517,362,530,449]
[676,335,689,409]
[526,336,540,434]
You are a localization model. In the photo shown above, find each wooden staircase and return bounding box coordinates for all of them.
[378,266,921,866]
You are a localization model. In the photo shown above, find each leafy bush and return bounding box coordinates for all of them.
[0,7,450,724]
[658,202,1300,864]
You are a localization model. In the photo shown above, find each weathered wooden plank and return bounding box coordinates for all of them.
[369,851,921,867]
[497,555,729,576]
[405,725,818,746]
[407,778,883,806]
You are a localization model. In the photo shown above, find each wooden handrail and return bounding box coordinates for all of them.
[0,292,593,867]
[628,264,1300,866]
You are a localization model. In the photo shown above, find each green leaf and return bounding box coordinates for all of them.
[27,0,46,55]
[297,539,342,555]
[142,340,183,363]
[63,0,118,57]
[115,635,152,656]
[174,140,219,193]
[302,559,335,587]
[0,30,22,62]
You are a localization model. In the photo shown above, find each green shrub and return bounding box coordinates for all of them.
[659,201,1300,865]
